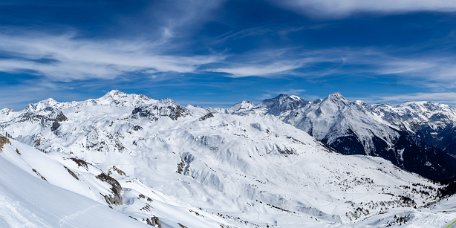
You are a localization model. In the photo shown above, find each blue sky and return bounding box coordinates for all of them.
[1,0,456,109]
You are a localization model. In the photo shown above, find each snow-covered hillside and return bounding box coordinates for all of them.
[0,136,229,228]
[0,90,455,227]
[0,137,147,227]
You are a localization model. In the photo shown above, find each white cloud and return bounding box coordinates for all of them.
[142,0,224,44]
[210,62,302,77]
[371,57,456,88]
[277,0,456,17]
[1,31,455,91]
[207,48,333,77]
[0,33,223,81]
[279,88,306,95]
[375,92,456,104]
[207,47,456,86]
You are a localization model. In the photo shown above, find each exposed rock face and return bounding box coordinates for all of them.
[19,108,67,123]
[199,112,214,121]
[51,121,61,132]
[177,152,194,175]
[96,173,123,205]
[108,166,126,176]
[0,135,10,150]
[263,94,306,116]
[55,112,68,122]
[65,166,79,180]
[145,216,162,228]
[70,157,89,170]
[131,102,189,121]
[132,125,143,131]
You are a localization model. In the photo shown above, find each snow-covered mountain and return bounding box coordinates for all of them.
[0,90,455,227]
[243,93,456,182]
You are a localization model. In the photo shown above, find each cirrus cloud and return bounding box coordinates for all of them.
[276,0,456,17]
[209,62,303,77]
[374,92,456,105]
[0,33,223,81]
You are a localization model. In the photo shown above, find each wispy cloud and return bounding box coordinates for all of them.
[373,92,456,105]
[374,57,456,83]
[210,61,302,77]
[208,47,456,87]
[276,0,456,18]
[207,48,332,77]
[277,88,307,96]
[0,33,223,81]
[137,0,225,45]
[2,32,455,91]
[0,1,227,81]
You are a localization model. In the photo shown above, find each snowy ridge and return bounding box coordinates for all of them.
[264,93,399,154]
[0,91,455,227]
[371,101,456,131]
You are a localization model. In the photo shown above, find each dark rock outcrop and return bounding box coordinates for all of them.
[96,173,123,205]
[0,135,10,150]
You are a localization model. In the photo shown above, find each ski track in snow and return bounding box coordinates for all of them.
[58,205,100,228]
[0,195,51,228]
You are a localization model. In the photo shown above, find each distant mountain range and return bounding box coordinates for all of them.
[233,92,456,182]
[0,90,455,227]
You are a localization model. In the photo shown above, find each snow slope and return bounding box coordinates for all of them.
[358,195,456,227]
[0,136,231,228]
[0,90,454,227]
[0,139,148,228]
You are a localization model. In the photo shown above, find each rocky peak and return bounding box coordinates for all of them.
[99,90,130,101]
[324,92,348,103]
[316,93,352,113]
[263,94,306,115]
[230,100,255,113]
[289,95,302,101]
[0,108,13,115]
[131,100,189,121]
[266,94,300,103]
[26,98,58,112]
[97,90,154,107]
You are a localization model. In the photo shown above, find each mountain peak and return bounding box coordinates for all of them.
[230,100,255,113]
[26,98,58,111]
[289,95,302,101]
[263,94,306,115]
[97,90,155,107]
[327,92,345,100]
[41,98,58,104]
[324,92,349,104]
[276,93,290,98]
[102,90,128,98]
[268,94,304,103]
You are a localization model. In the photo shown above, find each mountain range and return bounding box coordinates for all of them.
[236,93,456,182]
[0,90,455,227]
